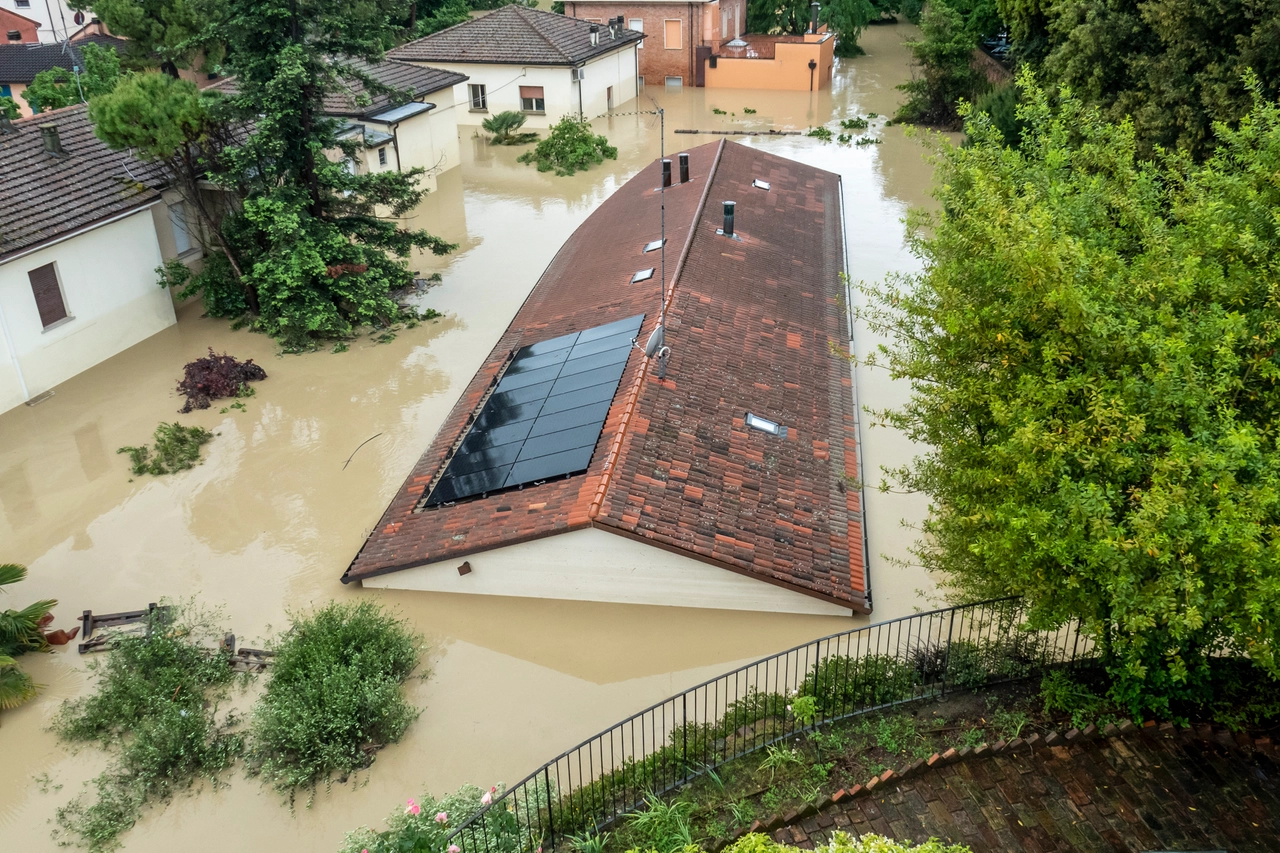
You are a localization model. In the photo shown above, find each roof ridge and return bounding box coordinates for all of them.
[13,101,89,124]
[588,138,726,522]
[517,5,574,65]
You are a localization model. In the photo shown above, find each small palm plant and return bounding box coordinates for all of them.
[481,110,539,145]
[0,563,55,715]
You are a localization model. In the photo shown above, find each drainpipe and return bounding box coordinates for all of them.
[689,2,695,85]
[0,299,30,403]
[577,63,584,119]
[389,120,403,172]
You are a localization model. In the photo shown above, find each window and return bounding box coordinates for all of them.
[28,263,67,329]
[7,30,21,42]
[519,85,545,113]
[378,146,388,166]
[665,76,683,88]
[15,0,30,7]
[168,202,193,255]
[469,84,487,111]
[629,18,642,48]
[664,19,681,50]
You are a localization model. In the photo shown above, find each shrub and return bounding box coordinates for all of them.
[52,605,243,852]
[0,562,56,713]
[801,654,918,714]
[805,126,834,141]
[246,601,423,799]
[176,348,268,413]
[482,110,540,145]
[517,117,617,176]
[626,793,695,853]
[895,2,985,128]
[337,782,546,853]
[117,422,214,476]
[725,832,971,853]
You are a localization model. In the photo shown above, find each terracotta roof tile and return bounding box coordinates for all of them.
[345,140,867,611]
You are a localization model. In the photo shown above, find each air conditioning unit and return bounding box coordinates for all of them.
[571,68,585,82]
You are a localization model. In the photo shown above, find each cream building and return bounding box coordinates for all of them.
[388,5,642,129]
[0,106,196,414]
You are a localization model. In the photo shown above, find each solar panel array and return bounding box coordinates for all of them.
[423,314,645,507]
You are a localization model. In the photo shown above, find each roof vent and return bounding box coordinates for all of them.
[0,115,15,135]
[809,1,821,34]
[608,17,618,39]
[643,239,665,253]
[7,30,22,41]
[718,200,736,237]
[661,158,672,188]
[678,151,690,183]
[753,179,770,190]
[40,123,65,157]
[590,23,599,46]
[631,268,655,283]
[746,412,785,437]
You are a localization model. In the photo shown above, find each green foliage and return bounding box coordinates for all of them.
[821,0,876,56]
[990,708,1029,739]
[0,653,38,712]
[0,96,18,119]
[841,116,869,129]
[246,601,422,799]
[800,654,918,714]
[90,73,215,160]
[1039,671,1107,729]
[969,84,1021,147]
[413,0,470,36]
[747,0,810,35]
[853,714,921,755]
[858,72,1280,718]
[337,783,537,853]
[482,110,539,145]
[0,563,54,714]
[627,793,695,853]
[70,0,224,71]
[52,605,243,852]
[727,832,972,853]
[806,126,834,141]
[517,116,617,176]
[25,43,122,113]
[117,422,213,476]
[895,1,986,128]
[757,744,804,779]
[790,695,818,726]
[569,831,611,853]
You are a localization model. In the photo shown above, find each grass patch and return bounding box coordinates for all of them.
[245,601,423,802]
[52,605,243,852]
[117,422,213,476]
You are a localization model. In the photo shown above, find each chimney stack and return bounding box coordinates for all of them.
[40,123,64,156]
[0,115,15,135]
[661,158,672,188]
[722,201,736,236]
[678,152,689,183]
[809,1,821,34]
[589,23,599,46]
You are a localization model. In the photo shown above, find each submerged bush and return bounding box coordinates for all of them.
[52,605,242,852]
[176,347,267,413]
[337,782,543,853]
[117,422,214,476]
[246,601,423,799]
[517,117,617,176]
[482,110,540,145]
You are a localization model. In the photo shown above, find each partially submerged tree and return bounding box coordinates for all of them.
[481,110,538,145]
[23,43,121,113]
[895,2,986,127]
[517,116,616,176]
[859,73,1280,718]
[0,563,56,713]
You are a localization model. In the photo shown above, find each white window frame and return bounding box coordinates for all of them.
[28,262,72,331]
[630,18,643,48]
[469,84,488,111]
[519,86,546,113]
[168,201,193,255]
[665,76,683,88]
[664,18,682,50]
[378,146,388,166]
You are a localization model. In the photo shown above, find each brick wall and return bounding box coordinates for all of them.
[564,0,746,87]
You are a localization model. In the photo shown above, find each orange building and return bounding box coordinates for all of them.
[704,27,835,91]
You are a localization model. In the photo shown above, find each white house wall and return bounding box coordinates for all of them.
[360,526,854,616]
[408,46,637,129]
[358,88,463,193]
[0,208,177,414]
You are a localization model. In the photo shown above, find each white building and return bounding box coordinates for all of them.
[324,58,468,192]
[0,106,196,414]
[388,5,642,130]
[3,0,78,43]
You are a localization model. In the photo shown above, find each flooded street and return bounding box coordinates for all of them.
[0,22,940,853]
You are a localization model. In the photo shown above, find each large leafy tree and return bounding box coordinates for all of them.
[896,1,986,127]
[23,43,121,113]
[859,73,1280,717]
[1044,0,1280,159]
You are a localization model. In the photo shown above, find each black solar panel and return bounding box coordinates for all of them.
[423,314,645,507]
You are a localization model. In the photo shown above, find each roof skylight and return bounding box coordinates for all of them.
[631,268,655,283]
[643,239,666,253]
[753,179,771,191]
[746,412,784,436]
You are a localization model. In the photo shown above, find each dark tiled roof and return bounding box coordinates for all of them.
[321,58,468,118]
[387,5,643,67]
[345,140,867,611]
[0,35,128,83]
[0,104,166,260]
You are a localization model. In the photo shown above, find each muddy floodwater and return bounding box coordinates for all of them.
[0,23,942,853]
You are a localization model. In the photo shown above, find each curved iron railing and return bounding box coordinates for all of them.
[445,597,1090,853]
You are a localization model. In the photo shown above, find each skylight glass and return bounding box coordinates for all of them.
[643,239,666,253]
[745,412,782,436]
[753,179,771,190]
[631,268,655,283]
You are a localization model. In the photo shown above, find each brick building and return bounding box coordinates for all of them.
[563,0,746,87]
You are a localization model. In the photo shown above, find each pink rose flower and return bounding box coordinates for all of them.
[449,846,461,853]
[481,791,492,806]
[435,812,449,825]
[406,798,421,816]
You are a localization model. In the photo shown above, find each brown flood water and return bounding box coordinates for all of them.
[0,22,942,853]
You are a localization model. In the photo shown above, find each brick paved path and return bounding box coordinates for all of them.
[774,725,1280,852]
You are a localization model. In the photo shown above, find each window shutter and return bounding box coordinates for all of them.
[28,263,67,328]
[519,86,544,99]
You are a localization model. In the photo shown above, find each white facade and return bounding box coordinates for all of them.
[0,205,181,414]
[347,86,463,193]
[405,43,639,130]
[5,0,79,42]
[361,526,855,616]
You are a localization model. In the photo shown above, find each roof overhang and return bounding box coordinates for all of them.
[366,100,435,123]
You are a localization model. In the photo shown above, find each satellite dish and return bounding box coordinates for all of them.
[644,325,665,358]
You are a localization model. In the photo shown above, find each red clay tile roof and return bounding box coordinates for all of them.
[387,5,643,67]
[344,140,867,611]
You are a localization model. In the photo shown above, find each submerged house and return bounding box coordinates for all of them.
[388,5,642,127]
[345,140,869,616]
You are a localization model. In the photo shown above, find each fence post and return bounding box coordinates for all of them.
[682,692,689,782]
[941,607,957,697]
[544,766,555,851]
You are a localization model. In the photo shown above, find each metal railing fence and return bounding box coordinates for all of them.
[445,597,1091,853]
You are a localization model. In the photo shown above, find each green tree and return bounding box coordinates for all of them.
[821,0,876,57]
[748,0,811,35]
[895,2,986,127]
[23,43,121,113]
[1044,0,1280,159]
[70,0,223,73]
[0,96,18,120]
[517,116,617,176]
[858,72,1280,718]
[0,563,56,714]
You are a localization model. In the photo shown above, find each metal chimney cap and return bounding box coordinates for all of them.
[39,123,66,156]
